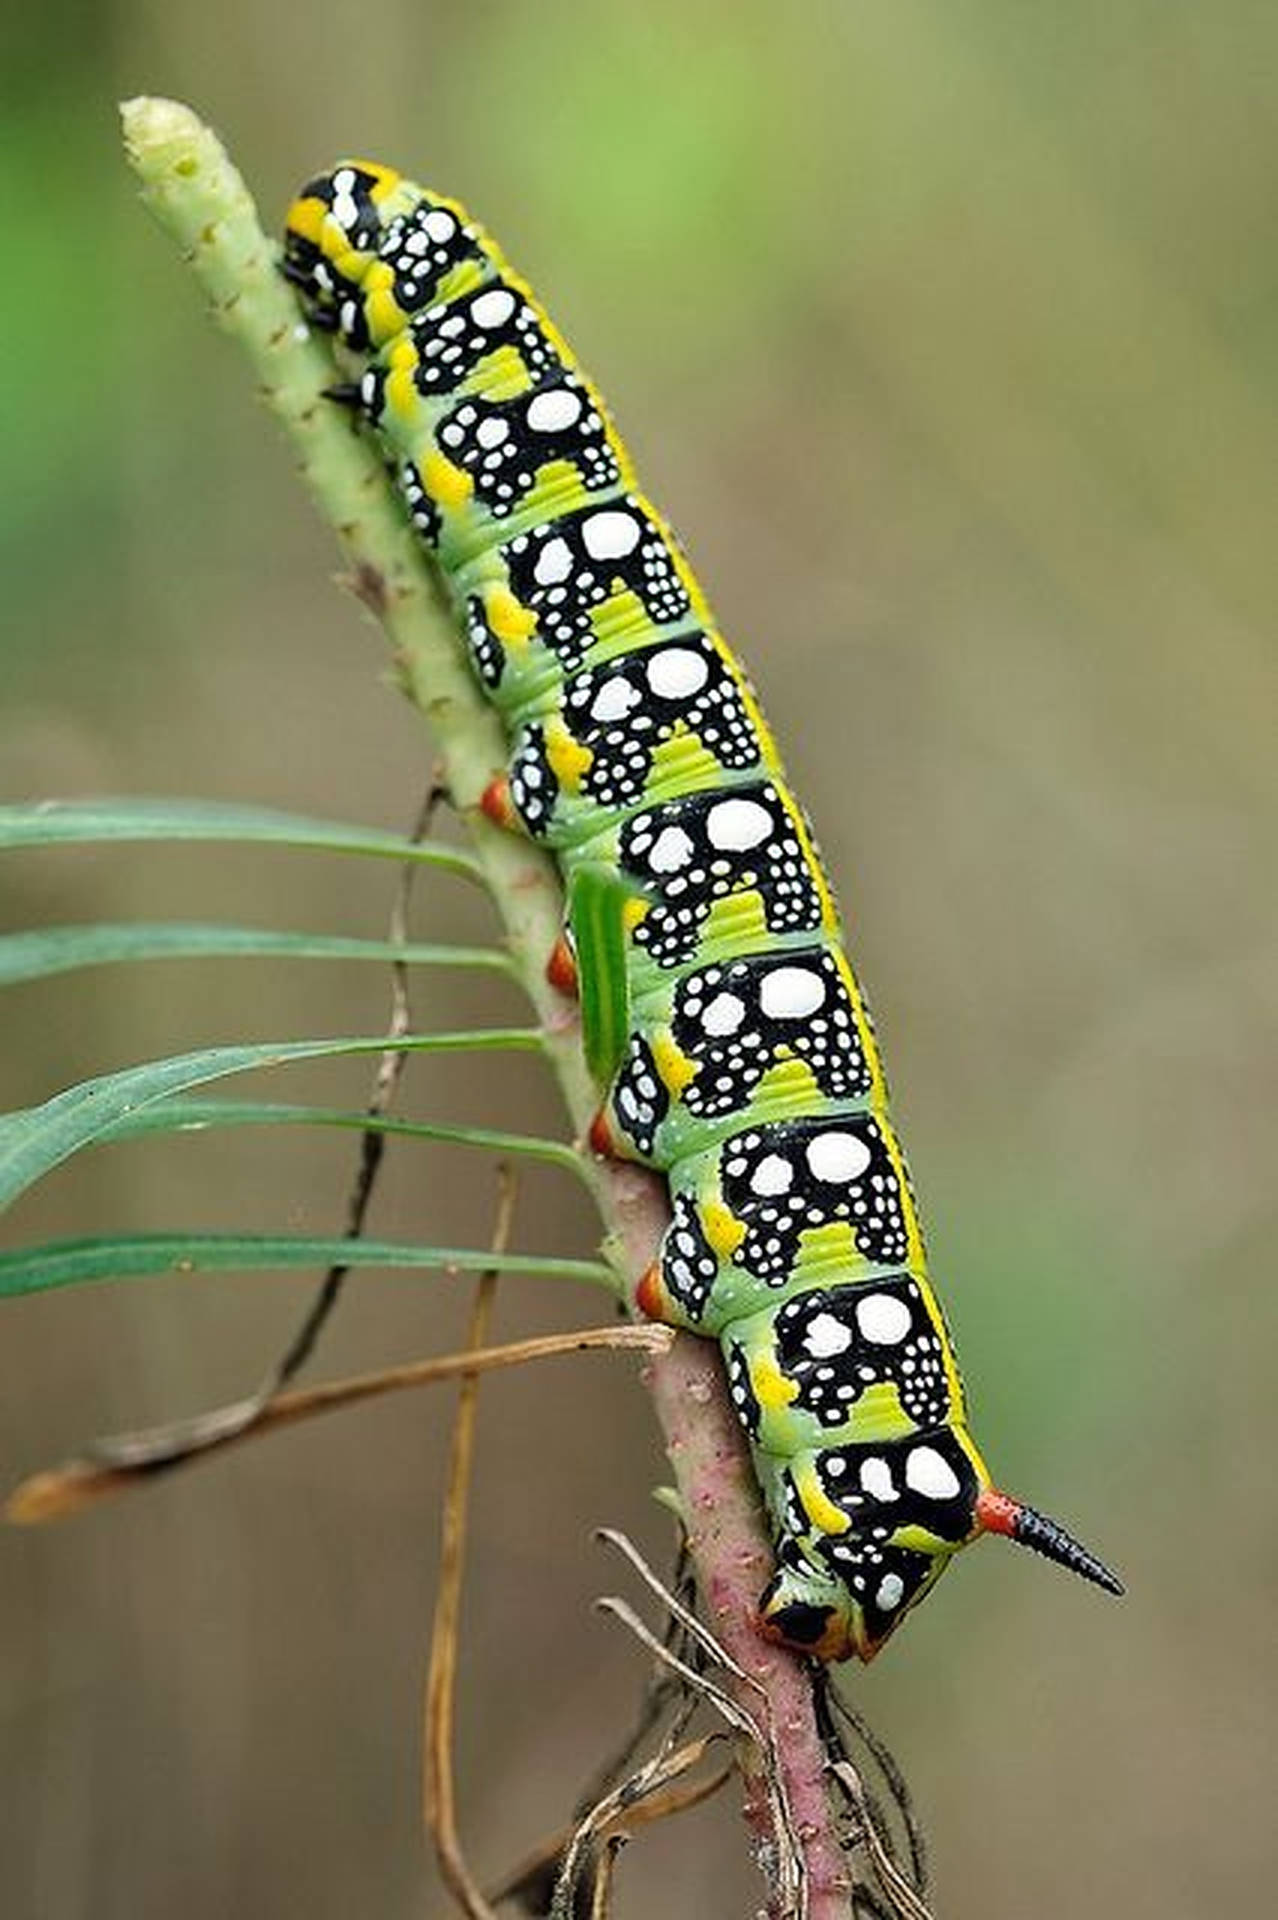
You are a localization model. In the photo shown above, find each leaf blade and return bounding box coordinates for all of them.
[0,923,514,986]
[0,799,482,880]
[0,1233,618,1299]
[97,1098,588,1179]
[0,1029,544,1213]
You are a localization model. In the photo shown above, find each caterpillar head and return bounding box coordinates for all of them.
[282,162,404,347]
[757,1435,1123,1663]
[284,165,487,352]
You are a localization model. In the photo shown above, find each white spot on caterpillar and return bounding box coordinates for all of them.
[647,826,695,874]
[581,509,641,559]
[646,647,709,701]
[750,1154,793,1198]
[590,679,642,724]
[423,208,456,243]
[803,1312,853,1359]
[904,1446,962,1501]
[526,388,581,432]
[875,1573,905,1611]
[471,288,516,328]
[476,416,509,449]
[854,1292,912,1346]
[859,1457,897,1502]
[533,538,573,586]
[701,992,746,1037]
[706,796,772,852]
[331,168,359,230]
[760,965,826,1021]
[805,1131,872,1185]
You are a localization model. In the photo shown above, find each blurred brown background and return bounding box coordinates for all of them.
[2,4,1275,1915]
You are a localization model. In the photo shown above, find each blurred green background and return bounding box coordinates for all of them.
[2,3,1275,1915]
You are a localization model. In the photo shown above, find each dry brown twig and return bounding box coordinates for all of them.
[584,1529,807,1918]
[422,1164,517,1920]
[819,1681,931,1906]
[4,1325,670,1525]
[828,1767,934,1920]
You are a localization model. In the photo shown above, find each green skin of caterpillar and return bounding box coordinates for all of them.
[282,161,1000,1664]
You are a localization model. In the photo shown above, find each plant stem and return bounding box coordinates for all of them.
[120,97,852,1918]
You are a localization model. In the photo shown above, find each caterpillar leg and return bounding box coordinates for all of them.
[546,928,578,998]
[478,773,581,997]
[479,772,521,832]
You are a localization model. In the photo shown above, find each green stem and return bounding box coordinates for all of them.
[119,97,853,1920]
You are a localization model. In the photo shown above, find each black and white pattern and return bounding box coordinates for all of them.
[506,723,559,833]
[801,1429,980,1548]
[561,634,764,809]
[717,1113,911,1280]
[657,1196,723,1323]
[766,1277,950,1429]
[403,278,565,398]
[435,375,620,520]
[401,459,443,550]
[472,498,692,679]
[620,782,826,970]
[369,197,488,324]
[501,632,767,836]
[607,1033,670,1159]
[281,162,1105,1664]
[670,947,873,1118]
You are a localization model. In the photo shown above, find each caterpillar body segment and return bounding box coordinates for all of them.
[285,161,1123,1662]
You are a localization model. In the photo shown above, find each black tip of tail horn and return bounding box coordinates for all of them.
[977,1488,1124,1596]
[1013,1503,1125,1596]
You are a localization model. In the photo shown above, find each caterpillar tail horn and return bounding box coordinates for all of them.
[976,1488,1124,1596]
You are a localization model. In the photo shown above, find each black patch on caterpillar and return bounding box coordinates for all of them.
[763,1596,836,1649]
[434,374,619,521]
[725,1343,764,1442]
[768,1277,950,1431]
[669,947,873,1120]
[401,460,443,551]
[815,1536,938,1641]
[806,1429,978,1546]
[717,1114,910,1282]
[472,500,691,677]
[463,593,505,689]
[608,1034,669,1159]
[506,724,559,835]
[374,200,489,323]
[619,783,825,971]
[558,633,765,812]
[283,166,388,342]
[658,1196,721,1323]
[405,279,563,398]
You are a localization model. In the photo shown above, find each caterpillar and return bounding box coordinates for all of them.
[282,162,1123,1662]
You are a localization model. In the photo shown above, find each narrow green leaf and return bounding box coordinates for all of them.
[0,799,482,880]
[98,1098,590,1180]
[0,923,514,986]
[0,1029,544,1214]
[0,1233,618,1299]
[569,863,636,1087]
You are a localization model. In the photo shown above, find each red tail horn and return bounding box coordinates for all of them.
[976,1488,1124,1596]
